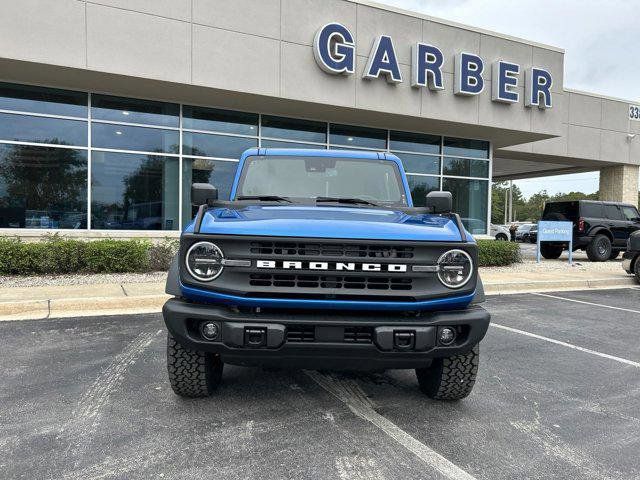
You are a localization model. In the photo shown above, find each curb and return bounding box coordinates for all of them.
[0,278,636,321]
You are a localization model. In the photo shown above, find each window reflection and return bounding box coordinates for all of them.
[443,157,489,178]
[0,144,87,228]
[0,113,87,146]
[262,116,326,143]
[407,175,440,207]
[182,106,258,135]
[91,152,179,230]
[91,94,179,127]
[443,138,489,159]
[0,82,87,117]
[330,124,387,149]
[395,153,440,175]
[92,123,179,154]
[182,132,256,158]
[261,140,326,150]
[443,178,488,234]
[390,131,440,154]
[182,158,238,226]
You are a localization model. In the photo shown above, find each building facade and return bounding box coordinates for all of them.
[0,0,638,238]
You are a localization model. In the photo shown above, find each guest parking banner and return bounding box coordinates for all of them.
[536,221,573,264]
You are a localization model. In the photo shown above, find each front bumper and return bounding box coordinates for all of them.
[622,251,638,274]
[163,298,491,370]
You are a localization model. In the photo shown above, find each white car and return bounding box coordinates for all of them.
[490,224,510,241]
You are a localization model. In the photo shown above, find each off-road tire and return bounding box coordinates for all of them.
[634,256,640,283]
[167,333,223,398]
[540,244,563,259]
[586,234,612,262]
[609,250,620,260]
[416,345,479,401]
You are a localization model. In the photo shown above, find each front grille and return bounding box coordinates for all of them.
[344,326,373,344]
[249,274,413,291]
[250,241,414,259]
[286,325,315,342]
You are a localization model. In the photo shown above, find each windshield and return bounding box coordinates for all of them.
[235,156,407,206]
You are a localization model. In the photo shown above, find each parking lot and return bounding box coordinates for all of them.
[1,288,639,480]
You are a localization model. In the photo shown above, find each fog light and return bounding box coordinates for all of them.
[201,322,219,340]
[438,327,456,346]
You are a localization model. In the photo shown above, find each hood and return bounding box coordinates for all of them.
[188,205,468,242]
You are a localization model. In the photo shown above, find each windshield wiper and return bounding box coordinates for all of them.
[236,195,292,203]
[316,196,379,206]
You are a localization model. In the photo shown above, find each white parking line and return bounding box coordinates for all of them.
[492,323,640,368]
[531,292,640,315]
[306,371,477,480]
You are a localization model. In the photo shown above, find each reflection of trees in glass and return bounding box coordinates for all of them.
[0,141,86,211]
[123,155,162,207]
[443,157,467,176]
[411,184,428,207]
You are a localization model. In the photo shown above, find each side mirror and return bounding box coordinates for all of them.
[191,183,218,206]
[426,191,452,214]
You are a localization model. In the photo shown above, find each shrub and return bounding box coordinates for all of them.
[83,239,151,273]
[0,237,153,275]
[477,239,521,267]
[148,238,180,271]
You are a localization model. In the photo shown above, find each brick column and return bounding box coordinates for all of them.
[599,164,639,207]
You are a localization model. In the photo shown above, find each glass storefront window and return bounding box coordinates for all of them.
[443,138,489,159]
[261,116,326,144]
[0,113,87,146]
[330,124,387,149]
[390,131,440,154]
[182,106,258,135]
[395,153,440,175]
[407,175,440,207]
[91,152,179,230]
[261,140,326,150]
[443,157,489,178]
[0,144,87,228]
[182,158,238,226]
[91,94,179,127]
[0,82,87,117]
[182,132,256,159]
[442,178,488,234]
[92,123,179,154]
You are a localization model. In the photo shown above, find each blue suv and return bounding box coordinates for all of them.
[163,149,490,401]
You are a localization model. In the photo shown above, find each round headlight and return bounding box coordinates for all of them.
[186,242,224,282]
[437,249,473,289]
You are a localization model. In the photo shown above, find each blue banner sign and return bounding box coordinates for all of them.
[537,221,573,264]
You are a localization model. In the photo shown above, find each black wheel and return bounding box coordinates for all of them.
[634,257,640,283]
[609,250,620,260]
[495,233,508,241]
[540,244,563,259]
[167,333,223,398]
[416,345,479,401]
[586,234,612,262]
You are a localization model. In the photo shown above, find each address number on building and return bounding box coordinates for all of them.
[630,105,640,121]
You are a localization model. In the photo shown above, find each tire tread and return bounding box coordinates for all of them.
[416,345,479,401]
[166,333,222,398]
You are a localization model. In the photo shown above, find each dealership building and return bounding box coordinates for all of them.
[0,0,638,238]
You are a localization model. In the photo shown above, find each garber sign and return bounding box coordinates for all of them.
[313,23,553,109]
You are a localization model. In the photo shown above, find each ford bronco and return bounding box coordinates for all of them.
[163,148,490,401]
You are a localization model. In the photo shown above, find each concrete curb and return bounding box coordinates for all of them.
[0,278,636,321]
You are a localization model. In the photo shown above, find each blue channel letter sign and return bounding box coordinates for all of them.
[537,221,573,264]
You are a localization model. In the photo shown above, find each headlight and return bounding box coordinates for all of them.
[186,242,224,281]
[437,249,473,289]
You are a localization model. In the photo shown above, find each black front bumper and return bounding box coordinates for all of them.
[163,298,491,370]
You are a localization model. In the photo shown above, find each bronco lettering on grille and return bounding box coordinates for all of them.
[256,260,407,272]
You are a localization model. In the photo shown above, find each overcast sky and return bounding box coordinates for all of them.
[380,0,640,198]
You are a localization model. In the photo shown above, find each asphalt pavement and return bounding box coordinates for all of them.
[1,288,639,479]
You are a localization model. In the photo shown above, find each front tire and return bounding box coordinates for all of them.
[634,257,640,283]
[540,244,563,259]
[586,234,612,262]
[416,345,479,401]
[495,233,508,241]
[167,333,223,398]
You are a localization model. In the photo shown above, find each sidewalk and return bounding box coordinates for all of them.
[0,262,636,321]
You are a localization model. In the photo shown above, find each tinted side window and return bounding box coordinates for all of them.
[604,204,623,220]
[621,206,640,221]
[580,202,603,218]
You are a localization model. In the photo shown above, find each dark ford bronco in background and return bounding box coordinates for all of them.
[163,149,490,401]
[623,230,640,282]
[540,200,640,262]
